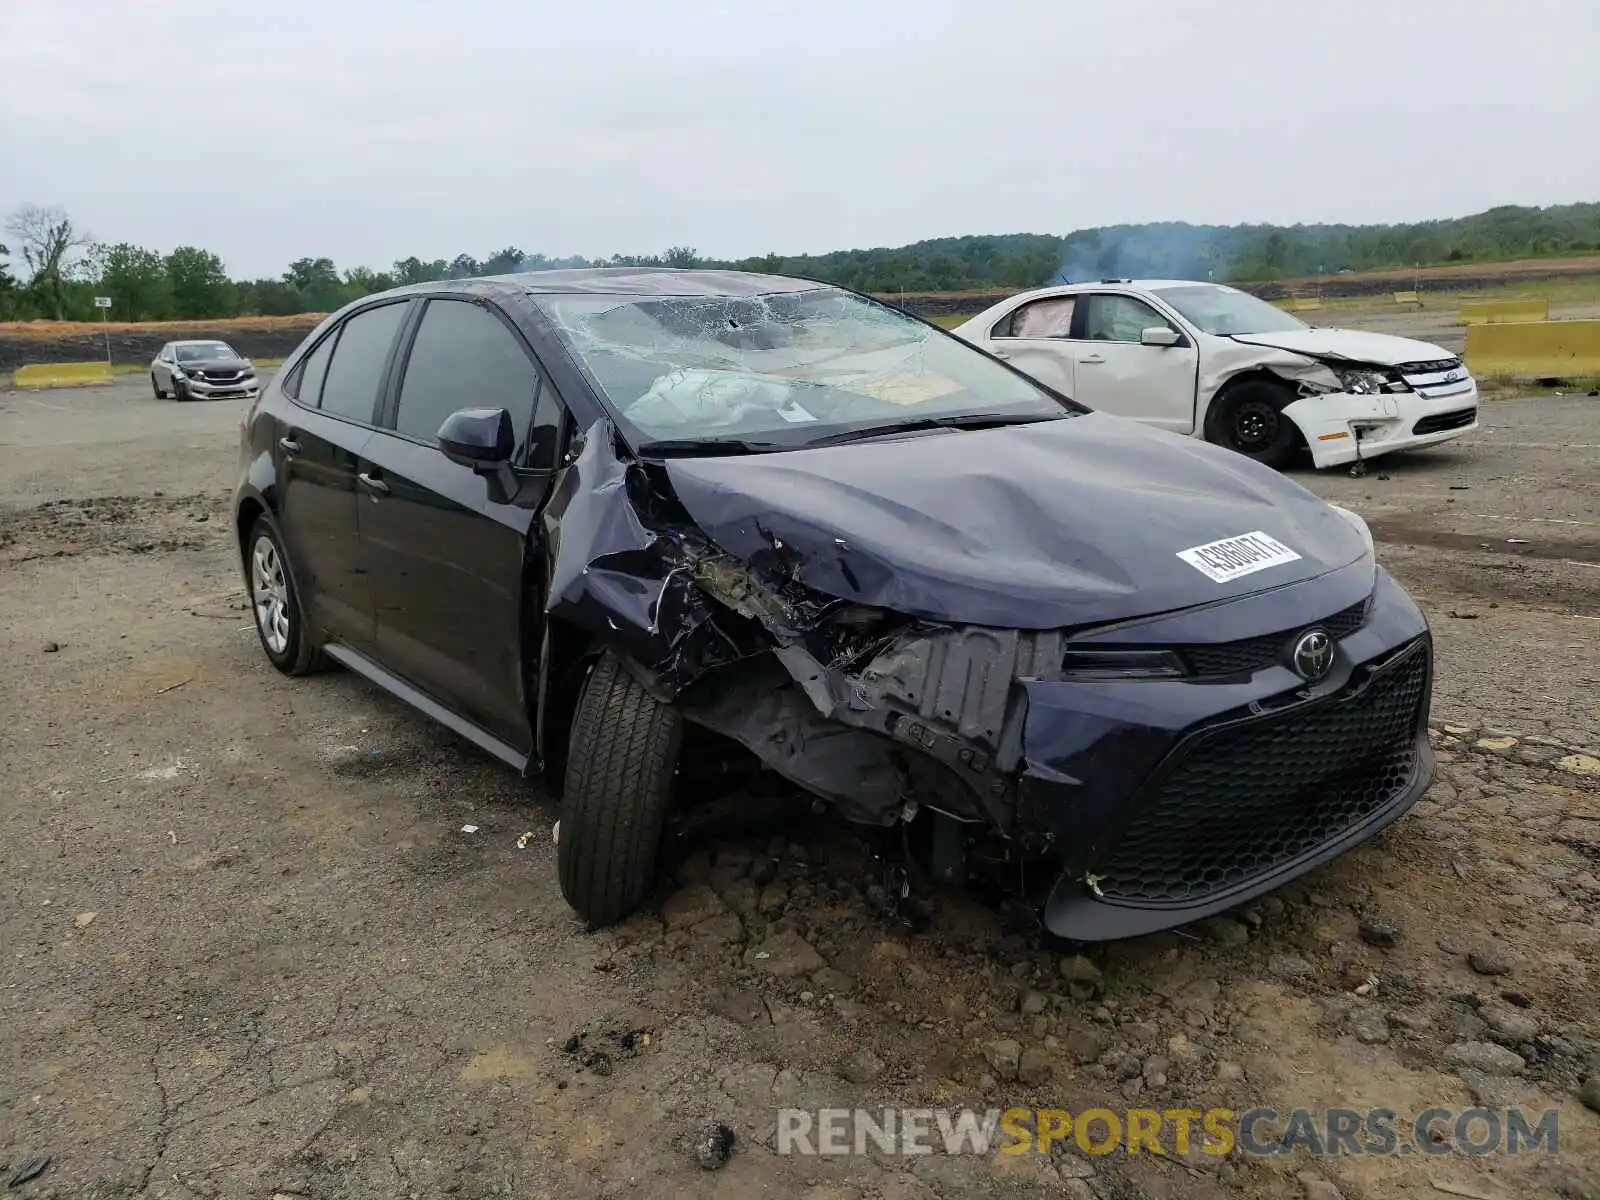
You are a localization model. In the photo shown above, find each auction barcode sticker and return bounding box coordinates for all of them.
[1177,531,1302,583]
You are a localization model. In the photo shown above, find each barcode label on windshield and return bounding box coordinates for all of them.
[1177,532,1301,583]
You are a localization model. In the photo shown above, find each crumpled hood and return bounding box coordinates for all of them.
[1229,327,1455,367]
[179,358,252,372]
[662,413,1369,629]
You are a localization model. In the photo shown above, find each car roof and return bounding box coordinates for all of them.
[172,338,233,346]
[1048,279,1229,294]
[969,279,1237,314]
[383,267,826,302]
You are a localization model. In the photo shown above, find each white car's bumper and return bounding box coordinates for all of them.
[1283,379,1479,468]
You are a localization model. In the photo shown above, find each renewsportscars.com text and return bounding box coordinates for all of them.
[775,1106,1561,1158]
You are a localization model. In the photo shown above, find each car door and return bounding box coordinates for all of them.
[271,300,412,651]
[354,296,566,756]
[983,295,1078,397]
[154,345,174,389]
[1068,292,1200,432]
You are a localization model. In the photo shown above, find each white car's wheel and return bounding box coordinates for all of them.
[1206,381,1301,469]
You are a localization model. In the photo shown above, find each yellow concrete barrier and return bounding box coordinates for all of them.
[1284,297,1323,312]
[13,361,114,388]
[1465,319,1600,376]
[1459,298,1550,325]
[1393,290,1422,305]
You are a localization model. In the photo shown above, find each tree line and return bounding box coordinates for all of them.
[3,202,1597,324]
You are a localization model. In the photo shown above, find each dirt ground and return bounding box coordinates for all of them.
[1,376,1597,1200]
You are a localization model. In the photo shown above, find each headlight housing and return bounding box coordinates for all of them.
[1329,503,1375,559]
[1337,366,1408,395]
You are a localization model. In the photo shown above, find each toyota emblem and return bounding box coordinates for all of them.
[1291,629,1335,681]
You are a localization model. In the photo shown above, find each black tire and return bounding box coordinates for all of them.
[172,377,189,402]
[1205,380,1301,468]
[151,373,166,399]
[557,651,682,927]
[244,515,323,676]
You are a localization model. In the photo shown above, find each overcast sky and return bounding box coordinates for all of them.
[2,0,1595,279]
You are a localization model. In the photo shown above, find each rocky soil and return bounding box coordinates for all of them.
[0,378,1596,1199]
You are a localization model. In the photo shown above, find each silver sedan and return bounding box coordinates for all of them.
[150,340,261,401]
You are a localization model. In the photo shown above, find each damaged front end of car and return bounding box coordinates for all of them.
[536,419,1436,942]
[538,419,1045,832]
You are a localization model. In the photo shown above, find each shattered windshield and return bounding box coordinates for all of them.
[1154,286,1309,336]
[538,288,1075,451]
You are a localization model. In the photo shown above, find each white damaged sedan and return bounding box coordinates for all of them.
[951,280,1478,469]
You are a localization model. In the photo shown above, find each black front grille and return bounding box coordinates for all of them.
[1181,599,1367,678]
[1094,640,1429,904]
[200,370,245,382]
[1412,407,1477,436]
[1395,357,1461,375]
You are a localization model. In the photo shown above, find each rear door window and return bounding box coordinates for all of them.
[995,296,1076,339]
[318,302,409,422]
[286,335,334,405]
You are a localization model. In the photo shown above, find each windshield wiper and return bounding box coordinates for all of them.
[801,412,1065,448]
[635,436,788,458]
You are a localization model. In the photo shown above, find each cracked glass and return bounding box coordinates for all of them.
[537,288,1072,450]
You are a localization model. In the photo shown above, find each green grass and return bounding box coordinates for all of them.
[1273,274,1600,319]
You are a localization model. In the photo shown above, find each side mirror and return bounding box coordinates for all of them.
[438,407,519,503]
[1140,326,1181,348]
[438,407,514,470]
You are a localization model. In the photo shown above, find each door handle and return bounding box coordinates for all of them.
[358,471,390,497]
[278,436,301,453]
[991,348,1011,359]
[1080,354,1106,365]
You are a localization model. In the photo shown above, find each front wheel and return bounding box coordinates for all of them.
[172,377,190,402]
[557,651,682,927]
[245,516,322,676]
[1205,380,1301,468]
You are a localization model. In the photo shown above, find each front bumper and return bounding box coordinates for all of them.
[1284,380,1479,468]
[179,375,260,399]
[1016,564,1433,940]
[679,553,1433,943]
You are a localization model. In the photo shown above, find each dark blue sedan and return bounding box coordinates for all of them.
[232,268,1433,939]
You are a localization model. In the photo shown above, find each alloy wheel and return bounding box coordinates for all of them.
[251,535,292,655]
